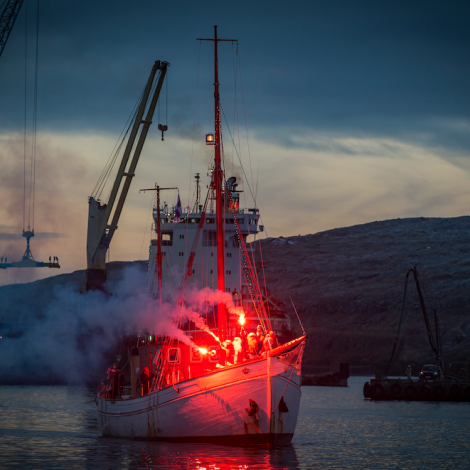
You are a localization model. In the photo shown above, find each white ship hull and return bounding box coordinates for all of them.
[97,340,304,445]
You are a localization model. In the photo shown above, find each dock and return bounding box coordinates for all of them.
[363,378,470,401]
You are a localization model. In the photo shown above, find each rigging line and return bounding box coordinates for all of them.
[255,160,260,202]
[31,0,39,229]
[220,103,269,238]
[220,123,266,309]
[230,41,238,175]
[289,295,306,336]
[237,48,256,209]
[166,66,168,125]
[186,40,202,224]
[103,71,160,204]
[223,172,269,332]
[92,86,144,198]
[257,235,270,322]
[272,344,303,413]
[22,0,27,231]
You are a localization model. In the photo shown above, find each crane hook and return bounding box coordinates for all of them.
[158,124,168,141]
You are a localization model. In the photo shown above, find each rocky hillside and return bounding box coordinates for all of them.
[257,216,470,374]
[1,217,469,379]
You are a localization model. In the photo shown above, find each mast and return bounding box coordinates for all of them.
[198,26,236,341]
[213,26,227,341]
[140,185,177,304]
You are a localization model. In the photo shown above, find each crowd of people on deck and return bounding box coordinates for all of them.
[100,324,281,399]
[217,325,279,367]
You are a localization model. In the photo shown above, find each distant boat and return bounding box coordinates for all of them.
[96,26,306,445]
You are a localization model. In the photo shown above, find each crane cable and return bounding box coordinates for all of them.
[23,0,39,233]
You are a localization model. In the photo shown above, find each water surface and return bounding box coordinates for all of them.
[1,377,469,469]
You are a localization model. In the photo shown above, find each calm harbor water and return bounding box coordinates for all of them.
[1,377,469,469]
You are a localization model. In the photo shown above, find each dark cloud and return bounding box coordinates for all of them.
[0,0,469,152]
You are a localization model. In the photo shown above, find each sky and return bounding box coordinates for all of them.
[1,0,470,286]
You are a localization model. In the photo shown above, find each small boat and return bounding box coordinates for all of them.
[96,26,306,445]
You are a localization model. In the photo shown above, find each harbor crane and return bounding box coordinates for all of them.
[0,0,24,58]
[385,267,445,377]
[86,60,169,291]
[1,0,60,271]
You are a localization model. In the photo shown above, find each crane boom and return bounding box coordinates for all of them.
[0,0,24,58]
[86,60,169,291]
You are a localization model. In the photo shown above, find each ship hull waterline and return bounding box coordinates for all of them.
[96,340,304,445]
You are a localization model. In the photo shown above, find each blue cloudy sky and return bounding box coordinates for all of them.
[1,0,470,284]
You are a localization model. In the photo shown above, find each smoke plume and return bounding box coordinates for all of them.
[0,266,240,384]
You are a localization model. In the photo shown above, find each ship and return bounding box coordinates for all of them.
[95,26,306,445]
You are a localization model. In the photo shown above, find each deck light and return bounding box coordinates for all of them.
[199,348,208,355]
[238,313,245,326]
[206,133,214,144]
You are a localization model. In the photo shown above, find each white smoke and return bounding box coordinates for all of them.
[0,266,240,384]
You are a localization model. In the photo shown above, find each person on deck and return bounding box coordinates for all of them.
[222,340,234,365]
[113,368,122,399]
[246,333,260,359]
[232,337,245,364]
[140,367,150,395]
[406,365,412,381]
[261,331,278,355]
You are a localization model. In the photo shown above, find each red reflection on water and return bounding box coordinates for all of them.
[134,443,298,469]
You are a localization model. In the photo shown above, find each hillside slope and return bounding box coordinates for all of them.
[257,216,470,373]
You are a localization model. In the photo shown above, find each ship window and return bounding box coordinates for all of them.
[238,218,244,224]
[190,218,200,224]
[226,252,232,258]
[161,231,173,246]
[203,230,217,247]
[226,287,231,292]
[226,270,231,275]
[179,252,184,256]
[210,270,213,274]
[190,347,203,363]
[179,234,184,239]
[168,348,180,363]
[206,218,215,224]
[249,219,257,225]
